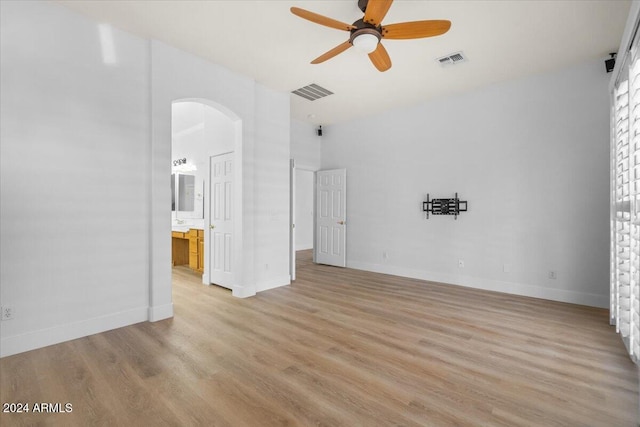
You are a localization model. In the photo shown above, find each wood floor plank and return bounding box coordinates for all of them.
[1,249,638,426]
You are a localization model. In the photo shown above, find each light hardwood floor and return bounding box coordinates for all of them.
[1,250,638,426]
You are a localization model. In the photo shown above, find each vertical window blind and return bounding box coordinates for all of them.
[612,41,640,362]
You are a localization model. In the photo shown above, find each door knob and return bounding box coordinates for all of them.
[210,224,215,229]
[337,220,345,225]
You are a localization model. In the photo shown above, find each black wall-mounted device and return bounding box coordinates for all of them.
[317,125,323,136]
[606,53,617,73]
[423,193,468,219]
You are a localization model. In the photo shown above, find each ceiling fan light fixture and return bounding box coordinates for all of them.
[290,1,452,71]
[351,31,379,53]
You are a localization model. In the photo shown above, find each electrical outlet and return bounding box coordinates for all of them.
[503,263,510,273]
[549,270,557,280]
[458,259,464,268]
[382,251,388,260]
[1,306,14,321]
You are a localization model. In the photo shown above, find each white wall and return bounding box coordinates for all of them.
[321,58,611,307]
[0,1,151,355]
[290,119,321,252]
[254,86,291,291]
[291,119,321,170]
[0,0,292,357]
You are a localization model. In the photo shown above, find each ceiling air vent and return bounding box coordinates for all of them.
[436,51,467,66]
[291,83,334,101]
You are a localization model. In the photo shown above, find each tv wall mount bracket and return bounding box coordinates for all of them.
[423,193,468,219]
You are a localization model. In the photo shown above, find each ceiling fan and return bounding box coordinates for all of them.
[290,0,451,72]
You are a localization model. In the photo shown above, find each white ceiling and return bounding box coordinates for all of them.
[56,0,630,125]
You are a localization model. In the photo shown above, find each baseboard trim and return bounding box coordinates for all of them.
[148,303,173,322]
[347,261,608,308]
[0,306,149,358]
[232,286,257,298]
[256,275,291,293]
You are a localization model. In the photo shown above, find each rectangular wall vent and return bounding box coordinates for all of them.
[292,83,334,101]
[436,51,467,66]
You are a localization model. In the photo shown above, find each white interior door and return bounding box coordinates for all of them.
[316,169,346,267]
[209,153,234,288]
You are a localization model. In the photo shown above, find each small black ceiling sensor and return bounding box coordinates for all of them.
[606,52,617,73]
[317,125,323,136]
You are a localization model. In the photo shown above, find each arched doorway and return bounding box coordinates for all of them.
[171,99,243,291]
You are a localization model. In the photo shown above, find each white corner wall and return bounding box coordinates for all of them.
[254,86,291,291]
[321,58,611,307]
[0,1,292,357]
[291,119,322,252]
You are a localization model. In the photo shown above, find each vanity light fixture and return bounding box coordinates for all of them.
[172,158,197,173]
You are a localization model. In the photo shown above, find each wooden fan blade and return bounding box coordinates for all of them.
[363,0,394,27]
[311,41,353,64]
[382,20,451,39]
[291,7,355,31]
[368,42,391,72]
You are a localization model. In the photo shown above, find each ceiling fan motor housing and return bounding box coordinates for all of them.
[349,18,382,45]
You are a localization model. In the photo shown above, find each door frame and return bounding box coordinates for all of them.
[289,160,319,279]
[290,159,295,281]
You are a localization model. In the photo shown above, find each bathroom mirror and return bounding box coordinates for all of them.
[178,174,195,211]
[172,173,204,219]
[171,174,176,211]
